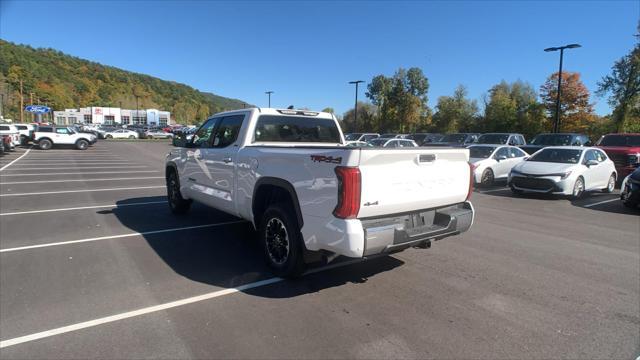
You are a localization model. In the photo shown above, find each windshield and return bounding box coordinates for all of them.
[597,134,640,147]
[528,148,582,164]
[530,134,573,146]
[469,146,496,159]
[440,134,468,143]
[344,133,362,141]
[67,128,77,134]
[477,134,509,144]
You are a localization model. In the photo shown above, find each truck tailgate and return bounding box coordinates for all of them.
[357,148,470,218]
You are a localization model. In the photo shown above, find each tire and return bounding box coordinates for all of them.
[129,135,135,139]
[259,204,306,278]
[39,139,52,150]
[106,135,113,139]
[147,135,153,139]
[480,168,494,187]
[602,173,616,193]
[76,139,89,150]
[166,170,192,214]
[572,176,585,199]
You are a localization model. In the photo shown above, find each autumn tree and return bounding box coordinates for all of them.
[365,67,429,132]
[540,72,594,133]
[482,80,546,138]
[597,27,640,132]
[341,102,377,133]
[432,85,479,133]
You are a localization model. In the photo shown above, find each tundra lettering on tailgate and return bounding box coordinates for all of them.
[310,155,342,164]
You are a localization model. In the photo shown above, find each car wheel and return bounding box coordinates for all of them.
[166,170,192,214]
[39,139,52,150]
[106,135,113,139]
[129,135,135,139]
[259,204,306,278]
[480,168,494,187]
[572,176,585,199]
[76,139,89,150]
[147,135,153,139]
[602,173,616,193]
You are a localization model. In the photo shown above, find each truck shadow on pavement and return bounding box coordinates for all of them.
[111,196,404,298]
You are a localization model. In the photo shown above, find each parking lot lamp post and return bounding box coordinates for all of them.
[265,91,274,108]
[544,43,581,133]
[349,80,364,133]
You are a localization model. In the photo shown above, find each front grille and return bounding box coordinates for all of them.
[608,153,630,168]
[512,176,555,191]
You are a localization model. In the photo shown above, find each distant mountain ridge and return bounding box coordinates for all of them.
[0,39,248,123]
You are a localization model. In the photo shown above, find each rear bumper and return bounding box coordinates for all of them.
[301,202,475,258]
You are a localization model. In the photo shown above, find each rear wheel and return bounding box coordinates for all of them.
[602,173,616,193]
[166,170,191,214]
[76,139,89,150]
[147,135,153,139]
[572,177,585,199]
[480,168,494,187]
[259,204,306,278]
[39,139,52,150]
[106,135,113,139]
[128,135,135,139]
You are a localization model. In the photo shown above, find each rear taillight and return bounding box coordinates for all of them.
[333,167,361,219]
[466,163,475,201]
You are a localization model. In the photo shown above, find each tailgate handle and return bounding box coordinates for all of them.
[419,154,436,162]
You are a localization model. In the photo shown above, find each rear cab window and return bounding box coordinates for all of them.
[253,114,341,143]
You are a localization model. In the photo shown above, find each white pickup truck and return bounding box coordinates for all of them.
[165,108,474,277]
[34,126,97,150]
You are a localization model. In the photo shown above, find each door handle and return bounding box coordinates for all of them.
[223,157,232,163]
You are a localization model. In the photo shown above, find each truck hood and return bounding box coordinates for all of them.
[596,146,640,154]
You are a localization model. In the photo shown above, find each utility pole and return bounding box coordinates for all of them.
[19,79,24,123]
[135,95,140,125]
[544,43,581,133]
[265,91,274,107]
[30,92,35,122]
[348,80,364,133]
[0,94,4,118]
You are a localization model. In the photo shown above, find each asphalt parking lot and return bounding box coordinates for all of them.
[0,141,638,359]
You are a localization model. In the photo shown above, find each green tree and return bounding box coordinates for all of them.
[597,28,640,132]
[321,107,335,114]
[482,80,547,138]
[432,85,478,133]
[341,102,377,133]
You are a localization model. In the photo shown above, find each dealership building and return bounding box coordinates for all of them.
[53,107,171,126]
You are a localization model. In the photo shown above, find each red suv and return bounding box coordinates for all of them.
[596,133,640,178]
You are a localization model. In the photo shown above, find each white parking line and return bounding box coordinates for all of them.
[0,170,160,177]
[0,257,366,349]
[18,160,138,162]
[11,163,145,166]
[1,166,149,171]
[0,148,32,172]
[0,200,167,216]
[583,198,619,208]
[0,221,246,253]
[0,176,164,185]
[0,185,164,197]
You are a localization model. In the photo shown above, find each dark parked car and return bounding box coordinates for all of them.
[477,133,526,146]
[428,133,479,147]
[407,133,443,145]
[620,166,640,208]
[520,133,591,154]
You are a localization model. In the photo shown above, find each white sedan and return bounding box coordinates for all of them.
[368,138,418,148]
[104,129,139,139]
[469,145,528,186]
[508,146,617,198]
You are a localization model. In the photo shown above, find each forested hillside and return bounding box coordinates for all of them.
[0,39,247,123]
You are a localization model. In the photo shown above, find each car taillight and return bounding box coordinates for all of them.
[333,167,361,219]
[466,163,475,201]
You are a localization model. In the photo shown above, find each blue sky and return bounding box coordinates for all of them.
[1,1,637,115]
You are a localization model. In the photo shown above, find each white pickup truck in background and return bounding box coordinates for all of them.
[166,108,474,276]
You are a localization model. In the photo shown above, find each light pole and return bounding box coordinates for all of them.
[348,80,364,132]
[265,91,274,107]
[544,43,581,133]
[135,95,140,125]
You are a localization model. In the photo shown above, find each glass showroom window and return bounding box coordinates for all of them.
[56,116,66,125]
[159,116,168,126]
[121,116,130,125]
[104,115,115,125]
[84,114,92,124]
